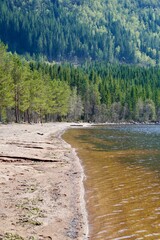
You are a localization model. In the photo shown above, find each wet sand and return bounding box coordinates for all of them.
[0,123,89,240]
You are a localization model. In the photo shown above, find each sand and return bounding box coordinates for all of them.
[0,123,89,240]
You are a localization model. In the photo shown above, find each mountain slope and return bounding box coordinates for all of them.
[0,0,160,64]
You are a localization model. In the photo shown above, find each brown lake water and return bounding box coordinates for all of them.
[63,125,160,240]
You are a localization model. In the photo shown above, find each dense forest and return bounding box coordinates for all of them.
[0,0,160,64]
[1,42,160,123]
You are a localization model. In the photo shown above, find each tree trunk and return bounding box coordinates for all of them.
[27,109,30,123]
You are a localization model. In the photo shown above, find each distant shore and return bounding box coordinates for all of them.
[0,123,89,240]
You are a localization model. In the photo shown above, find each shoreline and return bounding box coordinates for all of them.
[0,123,89,240]
[61,135,89,240]
[59,125,89,240]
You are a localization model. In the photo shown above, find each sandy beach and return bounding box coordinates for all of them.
[0,123,89,240]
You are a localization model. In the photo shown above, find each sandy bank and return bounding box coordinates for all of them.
[0,123,89,240]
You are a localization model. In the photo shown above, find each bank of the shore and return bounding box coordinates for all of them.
[0,123,89,240]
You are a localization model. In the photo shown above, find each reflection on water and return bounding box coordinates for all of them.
[63,125,160,240]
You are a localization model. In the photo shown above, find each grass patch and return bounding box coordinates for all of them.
[3,233,24,240]
[16,198,45,226]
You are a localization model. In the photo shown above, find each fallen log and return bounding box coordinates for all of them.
[0,155,60,163]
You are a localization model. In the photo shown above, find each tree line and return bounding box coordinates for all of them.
[0,42,71,123]
[1,42,160,123]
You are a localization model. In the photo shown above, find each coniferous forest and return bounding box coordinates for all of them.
[0,1,160,123]
[0,0,160,65]
[1,42,160,123]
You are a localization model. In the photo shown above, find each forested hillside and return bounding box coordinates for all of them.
[0,0,160,64]
[1,42,160,123]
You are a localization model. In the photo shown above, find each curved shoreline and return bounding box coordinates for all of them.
[0,122,89,239]
[59,125,89,240]
[61,133,89,240]
[71,147,89,240]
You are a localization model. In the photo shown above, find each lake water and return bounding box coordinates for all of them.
[63,125,160,240]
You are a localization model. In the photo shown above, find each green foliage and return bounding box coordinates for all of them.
[0,43,71,122]
[0,42,14,121]
[49,80,71,116]
[1,42,160,123]
[68,87,83,121]
[30,59,160,122]
[0,0,160,64]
